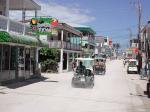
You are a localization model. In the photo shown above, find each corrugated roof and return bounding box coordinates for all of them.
[0,0,41,10]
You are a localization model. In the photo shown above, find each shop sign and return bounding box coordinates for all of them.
[133,48,139,54]
[30,17,58,35]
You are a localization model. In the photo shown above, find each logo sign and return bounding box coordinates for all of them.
[133,48,139,54]
[30,17,58,35]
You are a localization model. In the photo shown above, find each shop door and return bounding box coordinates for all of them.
[30,48,36,76]
[25,48,30,79]
[9,46,17,80]
[63,53,67,70]
[18,47,25,79]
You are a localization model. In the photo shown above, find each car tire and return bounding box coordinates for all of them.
[147,83,150,98]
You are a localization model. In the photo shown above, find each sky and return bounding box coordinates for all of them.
[10,0,150,49]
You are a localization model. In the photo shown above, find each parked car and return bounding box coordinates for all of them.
[127,59,138,74]
[147,80,150,98]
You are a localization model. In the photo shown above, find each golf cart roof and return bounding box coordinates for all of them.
[75,58,94,61]
[129,59,137,61]
[94,57,104,60]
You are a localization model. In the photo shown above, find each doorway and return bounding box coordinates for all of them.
[25,48,30,79]
[63,53,67,70]
[18,47,25,79]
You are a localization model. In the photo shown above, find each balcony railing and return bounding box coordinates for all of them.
[0,15,30,35]
[0,15,82,51]
[49,41,81,51]
[82,36,95,46]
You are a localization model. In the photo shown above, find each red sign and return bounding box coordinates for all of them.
[133,48,139,54]
[109,40,112,45]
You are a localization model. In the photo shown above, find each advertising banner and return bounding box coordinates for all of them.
[30,17,58,36]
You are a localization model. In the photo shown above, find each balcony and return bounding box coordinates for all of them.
[89,40,95,46]
[82,36,95,46]
[0,15,82,50]
[0,15,30,35]
[0,15,50,47]
[82,48,94,54]
[48,41,81,51]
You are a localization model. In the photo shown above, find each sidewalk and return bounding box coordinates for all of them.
[127,74,148,92]
[123,65,148,95]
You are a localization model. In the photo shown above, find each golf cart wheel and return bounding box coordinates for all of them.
[103,70,106,75]
[89,82,94,88]
[147,83,150,98]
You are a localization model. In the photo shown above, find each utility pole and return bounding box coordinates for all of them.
[136,0,142,50]
[128,28,132,47]
[135,0,142,73]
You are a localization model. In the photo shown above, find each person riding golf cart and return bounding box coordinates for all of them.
[76,61,86,75]
[72,58,94,88]
[93,57,106,75]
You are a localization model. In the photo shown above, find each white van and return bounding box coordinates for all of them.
[127,59,138,74]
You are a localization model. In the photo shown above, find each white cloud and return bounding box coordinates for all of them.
[37,0,95,24]
[10,0,95,24]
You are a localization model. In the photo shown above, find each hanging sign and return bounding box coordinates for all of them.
[30,17,58,35]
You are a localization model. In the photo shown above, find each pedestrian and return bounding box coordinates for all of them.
[147,59,150,80]
[72,60,77,71]
[123,59,126,67]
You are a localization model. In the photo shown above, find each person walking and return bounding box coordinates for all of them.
[72,60,77,71]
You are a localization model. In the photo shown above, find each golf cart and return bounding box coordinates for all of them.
[93,57,106,75]
[72,58,94,88]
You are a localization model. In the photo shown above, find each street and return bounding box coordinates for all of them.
[0,59,150,112]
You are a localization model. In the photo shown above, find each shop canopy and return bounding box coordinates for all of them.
[2,0,41,10]
[0,31,48,47]
[68,23,96,34]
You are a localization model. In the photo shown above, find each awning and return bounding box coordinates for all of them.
[75,27,96,34]
[0,31,48,47]
[0,0,41,10]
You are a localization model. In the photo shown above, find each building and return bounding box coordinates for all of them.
[95,36,113,57]
[30,17,83,73]
[0,0,45,84]
[140,21,150,69]
[130,38,139,48]
[0,0,41,19]
[45,23,83,72]
[95,36,105,55]
[72,25,96,58]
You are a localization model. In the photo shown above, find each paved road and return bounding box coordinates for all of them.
[0,60,150,112]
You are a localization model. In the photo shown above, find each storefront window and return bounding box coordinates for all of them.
[69,53,73,71]
[0,44,2,72]
[18,47,25,78]
[2,45,10,81]
[10,46,17,80]
[25,48,30,77]
[30,48,36,75]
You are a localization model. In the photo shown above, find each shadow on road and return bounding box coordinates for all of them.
[42,80,59,83]
[2,76,48,89]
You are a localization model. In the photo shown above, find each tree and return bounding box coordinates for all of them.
[39,48,60,73]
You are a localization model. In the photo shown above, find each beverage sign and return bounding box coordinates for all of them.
[30,17,58,35]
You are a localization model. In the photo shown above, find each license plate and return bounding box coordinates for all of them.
[81,78,85,82]
[129,67,137,71]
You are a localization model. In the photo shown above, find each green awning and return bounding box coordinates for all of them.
[75,27,96,34]
[0,31,48,47]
